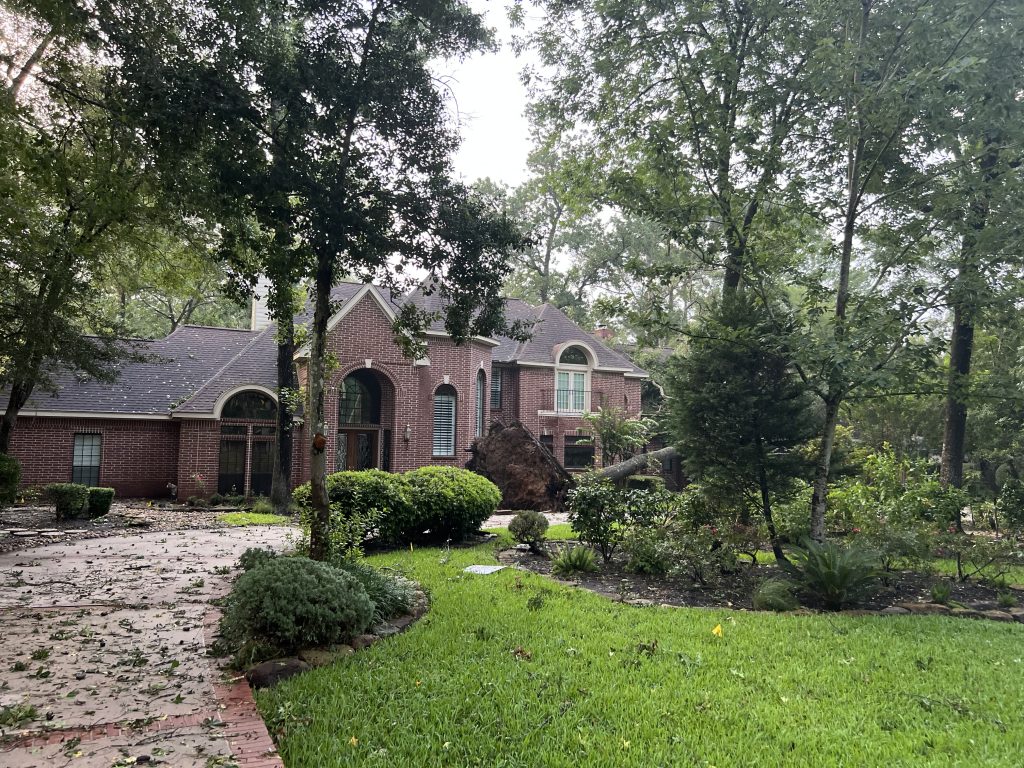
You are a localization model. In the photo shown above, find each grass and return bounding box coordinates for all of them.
[217,512,292,527]
[484,522,578,541]
[257,541,1024,767]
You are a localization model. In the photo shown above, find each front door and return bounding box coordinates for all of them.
[338,429,378,471]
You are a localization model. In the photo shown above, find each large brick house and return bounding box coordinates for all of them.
[5,282,647,498]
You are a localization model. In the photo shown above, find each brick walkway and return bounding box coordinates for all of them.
[0,527,294,767]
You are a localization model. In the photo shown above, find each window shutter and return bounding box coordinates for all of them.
[490,368,502,409]
[433,392,456,456]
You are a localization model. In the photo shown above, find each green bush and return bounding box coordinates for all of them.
[996,479,1024,531]
[220,556,374,664]
[238,547,279,572]
[0,454,20,505]
[86,487,115,518]
[251,497,274,515]
[792,539,881,610]
[405,466,500,541]
[294,470,417,546]
[45,483,89,520]
[753,578,799,612]
[186,496,207,508]
[208,493,224,506]
[508,510,549,554]
[930,581,952,605]
[551,545,599,576]
[623,526,671,575]
[333,559,416,624]
[625,475,664,493]
[567,474,629,562]
[935,531,1023,583]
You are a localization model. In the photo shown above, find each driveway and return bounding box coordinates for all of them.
[0,526,294,767]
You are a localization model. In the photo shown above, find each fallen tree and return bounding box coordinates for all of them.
[597,446,679,484]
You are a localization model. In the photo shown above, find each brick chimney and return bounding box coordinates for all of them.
[594,326,614,341]
[250,276,272,331]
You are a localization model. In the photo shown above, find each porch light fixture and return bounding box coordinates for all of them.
[404,424,412,443]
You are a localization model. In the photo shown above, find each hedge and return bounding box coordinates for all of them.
[87,487,116,517]
[0,454,19,505]
[45,483,89,520]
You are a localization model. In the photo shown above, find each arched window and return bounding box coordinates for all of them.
[218,390,277,497]
[433,384,457,457]
[555,345,592,412]
[338,370,382,425]
[221,390,277,420]
[475,370,486,438]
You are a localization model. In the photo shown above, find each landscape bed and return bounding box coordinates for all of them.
[256,541,1024,767]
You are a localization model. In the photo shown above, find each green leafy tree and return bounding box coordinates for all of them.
[581,406,654,468]
[664,297,819,562]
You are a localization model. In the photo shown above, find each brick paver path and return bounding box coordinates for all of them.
[0,526,294,767]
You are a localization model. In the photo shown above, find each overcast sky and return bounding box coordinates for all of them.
[440,0,535,188]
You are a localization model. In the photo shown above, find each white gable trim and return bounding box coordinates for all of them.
[208,384,279,419]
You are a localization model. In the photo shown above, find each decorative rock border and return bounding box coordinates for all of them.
[244,587,430,690]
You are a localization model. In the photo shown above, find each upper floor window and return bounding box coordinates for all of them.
[555,345,592,413]
[433,384,457,457]
[221,390,277,420]
[475,370,486,438]
[338,371,382,425]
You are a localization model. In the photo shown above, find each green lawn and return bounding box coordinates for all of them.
[257,542,1024,767]
[484,523,578,541]
[216,511,293,527]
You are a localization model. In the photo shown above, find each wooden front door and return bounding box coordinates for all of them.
[338,429,378,471]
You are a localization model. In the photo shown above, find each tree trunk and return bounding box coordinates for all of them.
[597,446,678,483]
[939,301,973,492]
[306,256,334,561]
[270,313,297,515]
[0,378,33,454]
[809,396,842,543]
[755,436,789,564]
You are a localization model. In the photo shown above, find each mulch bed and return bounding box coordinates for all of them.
[498,541,1015,614]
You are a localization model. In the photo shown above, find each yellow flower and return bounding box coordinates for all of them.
[349,736,359,747]
[712,624,724,638]
[415,679,422,686]
[621,739,631,749]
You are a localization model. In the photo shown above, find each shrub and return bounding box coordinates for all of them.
[792,539,881,610]
[294,470,417,546]
[251,497,274,515]
[996,479,1024,531]
[753,578,799,612]
[508,510,549,554]
[86,487,115,518]
[998,592,1017,609]
[224,494,246,507]
[935,531,1023,583]
[623,526,671,576]
[405,466,500,541]
[930,581,952,605]
[624,475,664,493]
[853,519,933,573]
[45,483,89,520]
[237,547,279,572]
[186,496,207,508]
[0,454,20,505]
[209,493,224,506]
[333,559,416,624]
[567,474,629,562]
[220,556,373,664]
[550,545,599,576]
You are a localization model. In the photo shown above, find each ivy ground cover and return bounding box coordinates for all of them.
[257,541,1024,767]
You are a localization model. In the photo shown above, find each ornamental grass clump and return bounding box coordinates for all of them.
[220,556,373,665]
[509,510,549,555]
[551,545,599,577]
[753,578,799,612]
[333,558,416,624]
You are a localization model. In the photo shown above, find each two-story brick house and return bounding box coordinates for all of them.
[5,282,647,498]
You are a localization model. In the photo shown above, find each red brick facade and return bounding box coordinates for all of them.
[9,289,645,497]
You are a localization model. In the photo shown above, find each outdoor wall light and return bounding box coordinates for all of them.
[404,424,412,443]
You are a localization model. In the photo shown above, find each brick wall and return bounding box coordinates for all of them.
[9,416,180,497]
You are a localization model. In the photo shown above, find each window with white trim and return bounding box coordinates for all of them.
[72,433,102,486]
[433,385,457,457]
[475,370,486,438]
[555,345,591,412]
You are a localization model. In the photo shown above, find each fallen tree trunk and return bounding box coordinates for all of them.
[598,446,679,484]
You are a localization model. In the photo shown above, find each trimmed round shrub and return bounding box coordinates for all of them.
[405,466,501,540]
[294,470,417,545]
[220,556,374,662]
[86,487,115,518]
[45,483,89,520]
[753,578,799,612]
[508,510,549,554]
[0,454,20,505]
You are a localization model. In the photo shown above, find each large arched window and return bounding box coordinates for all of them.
[555,344,592,412]
[475,370,486,438]
[218,390,278,497]
[433,384,457,457]
[338,370,382,425]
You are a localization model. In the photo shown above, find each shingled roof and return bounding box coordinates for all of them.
[5,283,646,418]
[4,326,261,417]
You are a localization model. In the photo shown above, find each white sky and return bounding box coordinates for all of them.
[440,0,535,188]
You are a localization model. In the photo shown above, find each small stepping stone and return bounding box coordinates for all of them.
[40,532,65,538]
[64,529,88,534]
[463,565,506,575]
[12,531,39,537]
